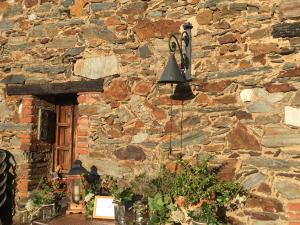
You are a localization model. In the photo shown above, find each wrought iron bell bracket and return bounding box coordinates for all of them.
[168,30,190,74]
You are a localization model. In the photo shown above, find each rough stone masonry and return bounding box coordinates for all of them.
[2,0,300,224]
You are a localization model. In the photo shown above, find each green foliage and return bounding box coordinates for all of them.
[85,198,95,218]
[111,185,133,203]
[30,177,66,206]
[171,160,245,208]
[188,202,220,225]
[133,159,245,224]
[148,193,175,225]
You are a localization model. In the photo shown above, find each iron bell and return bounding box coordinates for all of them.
[158,54,186,84]
[171,82,195,100]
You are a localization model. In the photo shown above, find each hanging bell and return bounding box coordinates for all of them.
[171,82,195,100]
[158,54,186,84]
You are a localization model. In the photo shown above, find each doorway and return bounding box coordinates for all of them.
[39,94,78,173]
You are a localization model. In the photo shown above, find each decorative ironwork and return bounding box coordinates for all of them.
[158,22,193,84]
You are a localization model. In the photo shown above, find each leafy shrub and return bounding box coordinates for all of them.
[132,159,246,225]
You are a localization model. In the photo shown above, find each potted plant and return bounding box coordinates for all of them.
[130,158,246,225]
[26,177,67,222]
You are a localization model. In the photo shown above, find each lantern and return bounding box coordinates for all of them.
[66,160,87,214]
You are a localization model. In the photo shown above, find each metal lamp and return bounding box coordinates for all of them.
[158,22,193,84]
[66,160,87,214]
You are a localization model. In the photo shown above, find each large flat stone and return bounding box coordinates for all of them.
[74,56,120,79]
[242,173,267,190]
[205,67,272,80]
[94,159,129,178]
[25,65,65,74]
[160,130,209,149]
[114,145,146,161]
[0,123,33,132]
[81,25,117,43]
[91,2,116,11]
[1,75,26,84]
[247,100,275,113]
[247,157,300,170]
[46,37,77,49]
[78,104,111,116]
[29,24,58,38]
[276,180,300,199]
[262,133,300,147]
[279,0,300,20]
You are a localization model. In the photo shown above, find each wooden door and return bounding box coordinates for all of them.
[54,105,76,173]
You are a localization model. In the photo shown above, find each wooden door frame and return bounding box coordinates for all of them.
[52,97,78,173]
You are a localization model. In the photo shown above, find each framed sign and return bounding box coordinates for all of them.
[93,196,115,219]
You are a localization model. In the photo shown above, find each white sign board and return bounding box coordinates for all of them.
[93,196,115,219]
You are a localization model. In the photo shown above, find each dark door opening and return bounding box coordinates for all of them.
[38,94,78,173]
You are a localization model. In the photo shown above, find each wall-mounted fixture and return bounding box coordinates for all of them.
[158,22,193,84]
[158,22,194,157]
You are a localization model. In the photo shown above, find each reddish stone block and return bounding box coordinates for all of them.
[77,129,88,136]
[257,182,272,194]
[24,0,38,8]
[77,95,100,104]
[154,96,183,106]
[77,141,88,148]
[135,120,144,128]
[249,43,278,57]
[289,213,300,220]
[152,107,167,120]
[70,0,86,17]
[265,83,297,93]
[278,67,300,78]
[17,179,29,192]
[22,98,34,106]
[108,128,122,138]
[289,222,300,225]
[133,81,153,96]
[17,134,32,139]
[106,16,122,26]
[77,148,89,155]
[164,120,178,134]
[110,101,120,108]
[133,19,182,41]
[199,80,232,94]
[288,203,300,211]
[105,79,129,101]
[213,95,236,105]
[195,93,211,105]
[22,107,33,115]
[20,117,33,123]
[218,33,237,44]
[116,24,128,32]
[227,123,261,150]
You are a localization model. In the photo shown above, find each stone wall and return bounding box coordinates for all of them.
[2,0,300,224]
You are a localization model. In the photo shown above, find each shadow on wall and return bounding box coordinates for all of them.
[0,150,17,225]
